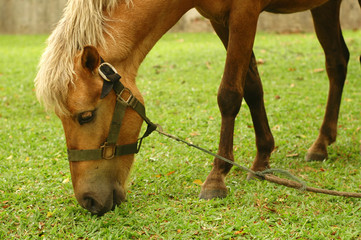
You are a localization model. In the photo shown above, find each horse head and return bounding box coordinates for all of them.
[34,0,191,215]
[58,46,146,215]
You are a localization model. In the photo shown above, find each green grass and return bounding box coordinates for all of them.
[1,31,361,239]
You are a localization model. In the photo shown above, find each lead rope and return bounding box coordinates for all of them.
[154,124,361,198]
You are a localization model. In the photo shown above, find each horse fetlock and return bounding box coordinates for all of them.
[251,152,270,170]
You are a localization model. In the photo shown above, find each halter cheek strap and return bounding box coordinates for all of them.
[67,60,157,162]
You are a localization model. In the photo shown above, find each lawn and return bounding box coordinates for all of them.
[0,31,361,239]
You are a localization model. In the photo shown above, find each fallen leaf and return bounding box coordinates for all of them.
[166,171,175,176]
[264,205,277,213]
[234,230,245,235]
[304,166,318,172]
[205,61,212,69]
[190,132,200,136]
[193,179,203,185]
[155,174,162,178]
[62,178,69,184]
[272,125,280,131]
[257,59,265,65]
[313,68,324,73]
[2,201,9,209]
[286,153,299,158]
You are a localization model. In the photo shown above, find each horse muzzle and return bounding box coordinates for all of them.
[75,182,126,216]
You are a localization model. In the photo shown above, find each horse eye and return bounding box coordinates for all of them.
[78,111,95,125]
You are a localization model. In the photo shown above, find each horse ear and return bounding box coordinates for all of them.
[81,46,100,72]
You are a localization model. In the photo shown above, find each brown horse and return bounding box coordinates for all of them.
[35,0,358,215]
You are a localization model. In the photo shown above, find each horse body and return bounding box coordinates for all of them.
[35,0,354,215]
[195,0,349,200]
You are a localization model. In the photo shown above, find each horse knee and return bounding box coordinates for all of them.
[217,87,242,117]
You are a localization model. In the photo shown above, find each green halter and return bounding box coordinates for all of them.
[67,60,157,162]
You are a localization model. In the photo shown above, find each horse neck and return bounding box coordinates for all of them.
[99,0,194,81]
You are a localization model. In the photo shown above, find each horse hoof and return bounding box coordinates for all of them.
[199,189,227,200]
[305,151,327,162]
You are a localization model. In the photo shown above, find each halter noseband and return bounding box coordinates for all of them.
[67,59,157,162]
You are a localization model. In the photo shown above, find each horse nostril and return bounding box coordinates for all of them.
[82,195,109,216]
[83,196,95,210]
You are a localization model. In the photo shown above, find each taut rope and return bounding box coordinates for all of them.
[155,124,361,198]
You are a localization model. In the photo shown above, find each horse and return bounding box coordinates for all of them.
[35,0,359,215]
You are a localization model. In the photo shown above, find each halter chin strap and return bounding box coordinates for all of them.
[67,59,157,162]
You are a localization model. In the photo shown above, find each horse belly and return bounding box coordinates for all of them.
[196,0,232,24]
[264,0,330,13]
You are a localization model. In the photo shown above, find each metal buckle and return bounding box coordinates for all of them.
[98,62,118,82]
[101,142,116,159]
[118,87,134,105]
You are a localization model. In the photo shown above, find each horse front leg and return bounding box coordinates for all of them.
[306,0,349,161]
[210,21,274,174]
[199,6,260,199]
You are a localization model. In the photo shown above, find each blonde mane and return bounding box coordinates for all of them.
[35,0,132,116]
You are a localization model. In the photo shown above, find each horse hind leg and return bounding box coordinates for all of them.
[244,53,274,178]
[306,0,349,161]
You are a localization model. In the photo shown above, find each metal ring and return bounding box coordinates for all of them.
[101,142,116,160]
[118,87,134,104]
[98,62,118,82]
